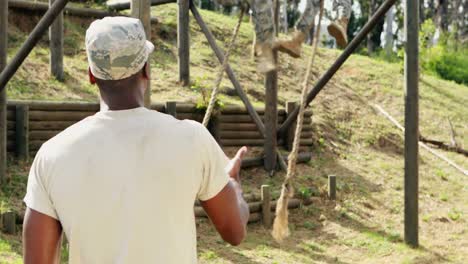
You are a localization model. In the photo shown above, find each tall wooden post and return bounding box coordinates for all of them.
[49,0,64,81]
[264,2,279,173]
[178,0,190,86]
[131,0,152,107]
[404,0,419,248]
[0,0,8,184]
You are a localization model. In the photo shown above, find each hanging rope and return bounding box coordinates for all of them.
[202,8,245,127]
[272,0,325,242]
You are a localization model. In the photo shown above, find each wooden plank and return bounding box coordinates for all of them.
[220,131,313,140]
[404,0,419,247]
[0,0,7,184]
[29,130,60,141]
[49,0,64,81]
[107,0,176,11]
[131,0,152,107]
[178,0,190,86]
[29,140,45,151]
[7,121,15,130]
[221,138,313,147]
[29,121,76,130]
[174,103,197,113]
[8,0,145,20]
[15,105,29,159]
[219,115,287,123]
[6,109,14,120]
[8,100,99,111]
[29,111,94,121]
[219,123,312,131]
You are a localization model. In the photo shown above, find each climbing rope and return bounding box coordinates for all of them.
[202,8,245,127]
[272,0,325,242]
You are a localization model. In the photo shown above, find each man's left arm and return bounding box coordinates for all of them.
[23,208,62,264]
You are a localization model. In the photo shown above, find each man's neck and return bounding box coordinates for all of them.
[100,98,144,111]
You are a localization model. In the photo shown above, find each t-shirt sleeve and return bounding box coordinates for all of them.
[195,123,231,201]
[23,149,58,220]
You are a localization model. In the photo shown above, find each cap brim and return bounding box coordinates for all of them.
[146,41,155,54]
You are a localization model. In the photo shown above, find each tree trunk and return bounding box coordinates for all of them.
[384,6,395,58]
[436,0,449,32]
[367,0,375,55]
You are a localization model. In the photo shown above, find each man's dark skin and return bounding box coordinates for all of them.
[23,62,250,264]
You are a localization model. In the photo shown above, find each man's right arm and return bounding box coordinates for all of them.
[200,147,249,246]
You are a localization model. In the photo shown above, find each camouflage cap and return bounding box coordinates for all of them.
[85,16,154,80]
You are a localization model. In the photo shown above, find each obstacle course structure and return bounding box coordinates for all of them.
[0,0,419,246]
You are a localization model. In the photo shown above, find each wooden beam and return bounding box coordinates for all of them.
[189,4,266,137]
[404,0,419,247]
[178,0,190,86]
[49,0,64,81]
[131,0,152,107]
[8,0,158,21]
[0,0,7,184]
[107,0,176,11]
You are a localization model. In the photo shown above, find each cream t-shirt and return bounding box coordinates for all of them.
[24,107,230,264]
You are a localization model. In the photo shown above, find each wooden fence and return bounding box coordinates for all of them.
[6,100,313,157]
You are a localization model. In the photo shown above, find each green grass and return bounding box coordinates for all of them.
[1,3,467,264]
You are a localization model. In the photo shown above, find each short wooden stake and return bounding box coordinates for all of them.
[328,175,336,200]
[166,101,177,118]
[261,185,272,228]
[15,105,29,159]
[3,211,16,234]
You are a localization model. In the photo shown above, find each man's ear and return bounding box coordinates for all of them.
[88,68,96,84]
[142,62,150,80]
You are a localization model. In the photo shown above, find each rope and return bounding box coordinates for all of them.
[202,9,245,127]
[272,0,325,242]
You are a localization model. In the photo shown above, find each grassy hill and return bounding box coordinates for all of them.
[1,3,467,263]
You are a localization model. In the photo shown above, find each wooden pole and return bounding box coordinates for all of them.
[0,0,7,184]
[404,0,419,247]
[190,4,266,137]
[264,0,280,173]
[178,0,190,86]
[15,105,29,160]
[166,101,177,118]
[285,101,298,151]
[49,0,64,81]
[131,0,152,107]
[328,175,336,200]
[261,185,272,228]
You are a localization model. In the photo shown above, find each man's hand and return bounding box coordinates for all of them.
[226,146,248,183]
